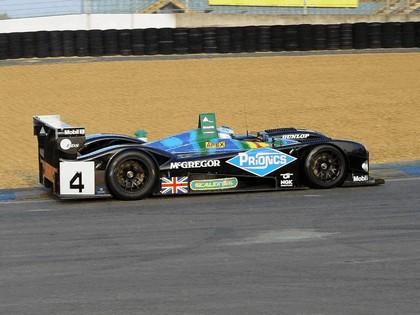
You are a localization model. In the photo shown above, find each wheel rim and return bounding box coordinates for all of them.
[115,159,148,192]
[310,151,343,183]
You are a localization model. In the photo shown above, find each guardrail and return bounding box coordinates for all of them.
[1,22,419,60]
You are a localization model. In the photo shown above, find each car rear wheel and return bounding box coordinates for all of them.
[107,151,158,200]
[304,145,347,189]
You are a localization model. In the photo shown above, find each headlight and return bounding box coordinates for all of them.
[362,161,369,172]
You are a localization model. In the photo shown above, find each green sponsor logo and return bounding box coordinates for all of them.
[190,177,238,191]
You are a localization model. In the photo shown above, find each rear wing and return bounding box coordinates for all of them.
[33,115,86,188]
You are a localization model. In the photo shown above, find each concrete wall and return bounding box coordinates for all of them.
[0,14,176,33]
[176,13,420,27]
[1,13,419,33]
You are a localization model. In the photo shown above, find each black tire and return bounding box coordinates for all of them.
[9,32,23,59]
[304,145,347,189]
[216,27,230,53]
[298,24,313,51]
[353,22,368,49]
[402,22,415,48]
[284,25,299,51]
[326,24,340,50]
[312,25,326,50]
[107,151,158,200]
[270,25,283,51]
[62,31,75,57]
[382,22,401,48]
[243,26,257,53]
[202,27,217,53]
[158,28,174,55]
[89,30,104,56]
[118,29,132,55]
[144,28,159,55]
[416,22,420,48]
[174,28,189,54]
[132,29,145,55]
[35,31,49,58]
[340,23,353,50]
[188,28,202,54]
[22,32,36,58]
[103,29,118,56]
[0,33,10,60]
[49,31,63,57]
[368,23,382,49]
[257,26,271,52]
[75,30,89,56]
[230,27,244,53]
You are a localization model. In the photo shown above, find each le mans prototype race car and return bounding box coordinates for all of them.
[33,113,384,200]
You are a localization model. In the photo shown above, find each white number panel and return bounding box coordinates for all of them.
[59,161,95,195]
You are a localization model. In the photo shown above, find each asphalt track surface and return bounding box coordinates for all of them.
[1,176,420,314]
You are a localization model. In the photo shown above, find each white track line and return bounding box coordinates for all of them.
[385,177,420,182]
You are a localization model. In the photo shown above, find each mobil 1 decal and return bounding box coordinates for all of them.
[226,148,296,177]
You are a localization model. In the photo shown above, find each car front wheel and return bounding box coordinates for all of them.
[304,145,347,189]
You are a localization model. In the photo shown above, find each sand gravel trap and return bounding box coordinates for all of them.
[0,52,419,189]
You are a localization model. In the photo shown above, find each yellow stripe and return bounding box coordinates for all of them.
[209,0,358,8]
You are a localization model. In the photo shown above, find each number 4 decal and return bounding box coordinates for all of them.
[69,172,85,193]
[60,162,95,195]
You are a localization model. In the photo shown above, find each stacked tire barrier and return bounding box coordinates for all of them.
[1,22,420,60]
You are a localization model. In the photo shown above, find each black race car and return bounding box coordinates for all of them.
[33,113,383,200]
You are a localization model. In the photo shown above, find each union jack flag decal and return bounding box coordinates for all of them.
[160,176,189,195]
